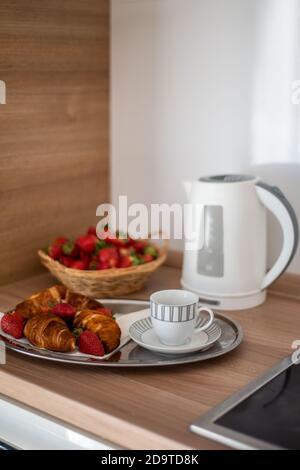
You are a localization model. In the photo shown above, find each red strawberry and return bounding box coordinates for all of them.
[76,235,97,254]
[131,240,146,253]
[78,331,105,356]
[98,260,110,270]
[54,237,69,246]
[113,239,128,247]
[89,259,101,270]
[109,258,119,268]
[109,230,129,246]
[51,303,75,320]
[62,241,79,257]
[60,255,74,268]
[48,244,62,260]
[1,312,24,339]
[98,247,117,262]
[98,247,119,268]
[96,307,113,318]
[70,259,89,270]
[119,247,136,257]
[87,226,97,236]
[97,229,126,245]
[79,252,92,264]
[140,253,154,263]
[119,256,133,268]
[108,237,129,247]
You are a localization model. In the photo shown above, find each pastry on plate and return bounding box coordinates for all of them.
[15,285,104,320]
[64,291,102,311]
[74,309,121,353]
[15,285,67,319]
[24,314,76,352]
[3,285,120,357]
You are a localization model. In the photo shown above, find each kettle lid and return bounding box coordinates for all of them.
[199,174,256,183]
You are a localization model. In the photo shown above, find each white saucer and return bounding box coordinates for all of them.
[129,317,222,355]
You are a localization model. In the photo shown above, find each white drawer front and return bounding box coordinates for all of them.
[0,395,115,450]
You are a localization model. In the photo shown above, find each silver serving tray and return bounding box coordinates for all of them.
[1,299,243,367]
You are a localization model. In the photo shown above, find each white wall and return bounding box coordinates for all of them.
[111,0,300,274]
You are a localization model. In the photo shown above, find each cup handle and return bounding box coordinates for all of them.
[195,307,214,332]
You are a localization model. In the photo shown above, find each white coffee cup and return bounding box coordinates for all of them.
[150,289,214,346]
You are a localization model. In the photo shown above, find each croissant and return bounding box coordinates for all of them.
[16,285,67,319]
[74,310,121,353]
[64,291,103,311]
[24,314,76,352]
[15,285,103,320]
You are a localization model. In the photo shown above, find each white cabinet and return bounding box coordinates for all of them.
[0,395,116,450]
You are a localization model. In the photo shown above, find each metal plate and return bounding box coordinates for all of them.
[1,299,243,368]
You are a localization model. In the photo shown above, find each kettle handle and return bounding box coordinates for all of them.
[256,182,299,289]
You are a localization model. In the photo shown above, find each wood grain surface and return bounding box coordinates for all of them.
[0,267,299,449]
[0,0,110,285]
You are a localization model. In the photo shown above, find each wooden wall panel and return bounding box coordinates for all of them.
[0,0,110,284]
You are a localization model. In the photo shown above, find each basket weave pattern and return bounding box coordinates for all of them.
[38,238,168,297]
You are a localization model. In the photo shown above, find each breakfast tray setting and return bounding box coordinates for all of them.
[0,299,243,368]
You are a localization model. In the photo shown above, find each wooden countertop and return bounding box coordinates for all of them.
[0,267,299,450]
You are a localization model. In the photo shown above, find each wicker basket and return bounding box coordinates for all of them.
[38,237,169,298]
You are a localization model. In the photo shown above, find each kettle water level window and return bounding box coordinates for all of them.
[197,206,224,278]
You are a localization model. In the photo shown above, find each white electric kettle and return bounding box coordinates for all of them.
[181,174,299,309]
